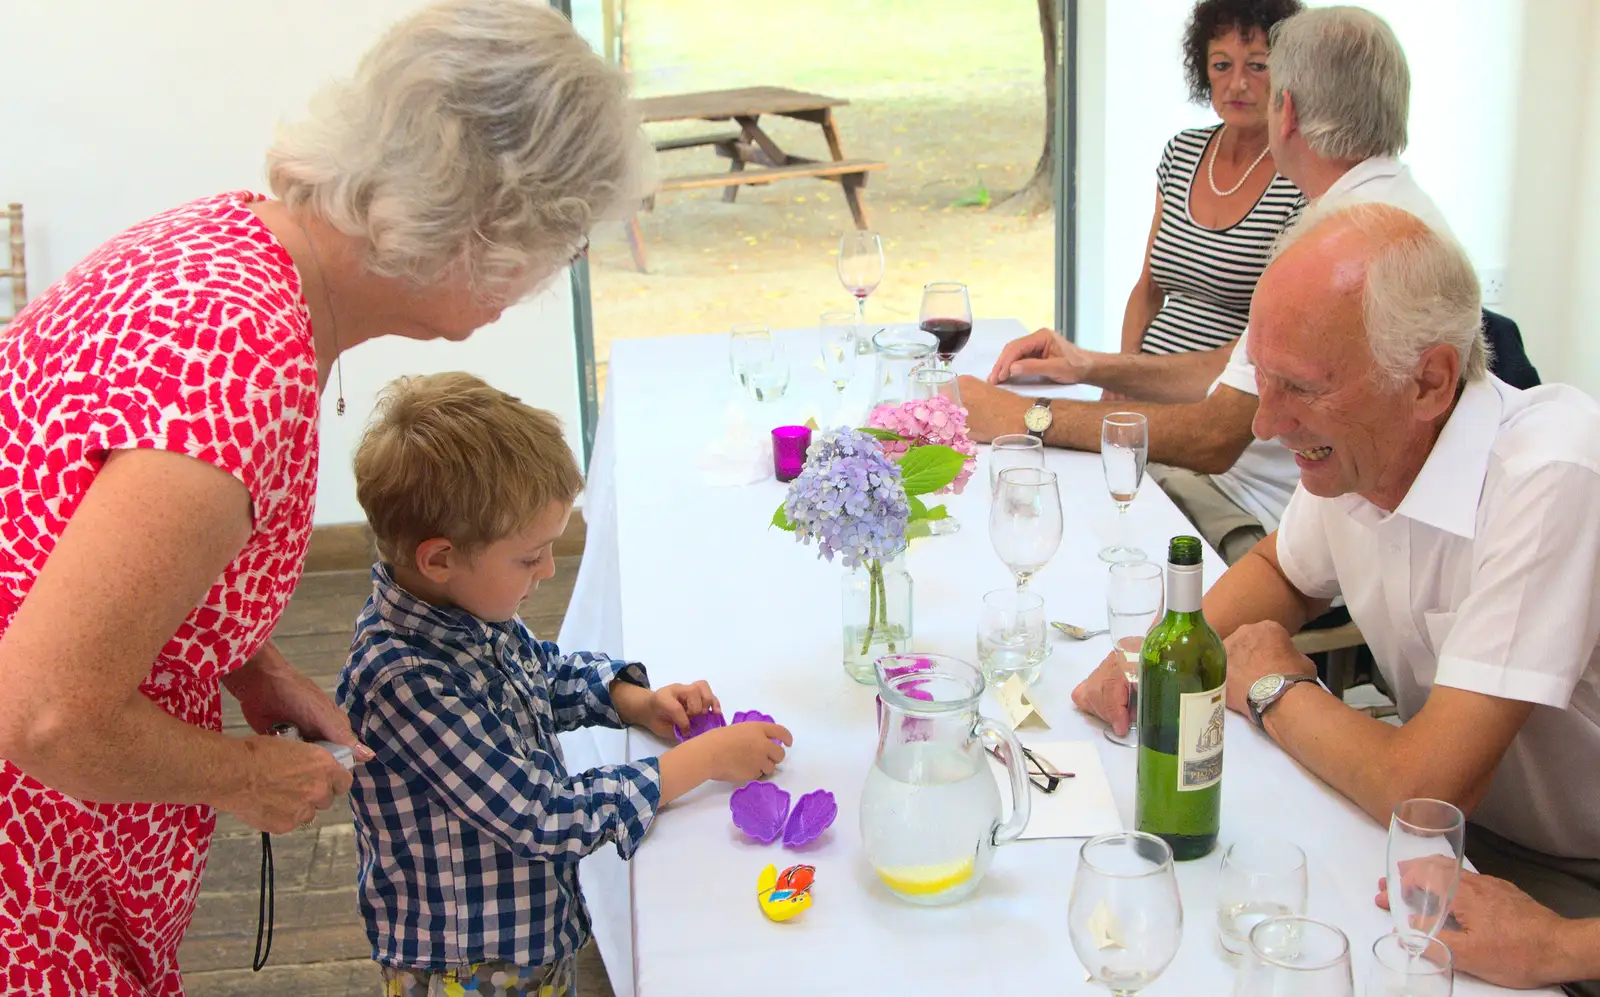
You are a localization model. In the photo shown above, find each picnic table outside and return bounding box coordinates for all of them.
[626,86,887,272]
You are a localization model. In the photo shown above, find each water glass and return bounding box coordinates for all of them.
[1367,932,1453,997]
[989,467,1063,591]
[910,367,962,405]
[819,310,859,394]
[988,434,1045,493]
[977,588,1047,687]
[1103,559,1162,748]
[1235,916,1353,997]
[1100,412,1149,563]
[1216,838,1309,955]
[742,340,790,402]
[1386,800,1465,947]
[729,323,771,383]
[1069,831,1183,995]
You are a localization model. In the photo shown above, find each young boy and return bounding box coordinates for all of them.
[338,373,790,996]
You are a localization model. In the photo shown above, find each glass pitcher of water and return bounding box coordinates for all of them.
[868,328,938,410]
[860,654,1032,905]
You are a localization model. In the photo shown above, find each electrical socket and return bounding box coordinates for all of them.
[1480,267,1506,306]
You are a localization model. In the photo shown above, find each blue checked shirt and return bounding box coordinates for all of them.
[336,564,663,971]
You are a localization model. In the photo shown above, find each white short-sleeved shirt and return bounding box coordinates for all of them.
[1208,159,1454,532]
[1275,376,1600,859]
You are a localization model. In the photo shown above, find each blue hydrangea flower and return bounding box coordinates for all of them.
[783,429,909,568]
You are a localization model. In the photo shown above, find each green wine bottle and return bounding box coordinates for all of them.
[1135,535,1225,860]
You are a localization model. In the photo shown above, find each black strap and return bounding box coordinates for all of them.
[251,831,275,971]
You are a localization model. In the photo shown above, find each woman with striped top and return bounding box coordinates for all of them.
[1122,0,1307,357]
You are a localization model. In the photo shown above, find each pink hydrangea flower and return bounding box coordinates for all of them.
[866,396,979,494]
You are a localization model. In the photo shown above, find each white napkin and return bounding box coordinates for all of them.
[987,739,1124,840]
[697,402,773,486]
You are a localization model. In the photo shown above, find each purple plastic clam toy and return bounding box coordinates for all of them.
[674,709,728,743]
[782,790,838,848]
[731,710,775,725]
[729,781,792,844]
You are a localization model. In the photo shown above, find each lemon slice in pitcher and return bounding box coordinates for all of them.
[875,857,976,897]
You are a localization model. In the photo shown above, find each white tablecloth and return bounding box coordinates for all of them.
[559,320,1550,997]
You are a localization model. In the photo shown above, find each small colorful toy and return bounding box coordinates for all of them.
[757,863,815,922]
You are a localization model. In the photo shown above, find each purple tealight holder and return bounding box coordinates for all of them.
[782,790,838,848]
[772,425,812,482]
[731,710,776,725]
[674,709,728,743]
[730,781,792,844]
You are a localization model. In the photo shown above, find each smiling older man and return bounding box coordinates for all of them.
[1073,201,1600,994]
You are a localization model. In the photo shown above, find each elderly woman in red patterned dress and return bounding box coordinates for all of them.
[0,2,643,993]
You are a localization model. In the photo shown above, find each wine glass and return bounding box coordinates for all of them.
[919,281,973,368]
[1216,838,1309,955]
[989,467,1062,592]
[1069,831,1183,996]
[1103,559,1163,748]
[988,434,1045,493]
[1235,917,1353,997]
[1368,932,1453,997]
[838,230,884,353]
[1386,799,1465,949]
[1100,412,1149,563]
[728,323,771,385]
[819,310,859,397]
[909,367,961,404]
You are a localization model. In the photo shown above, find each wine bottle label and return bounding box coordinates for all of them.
[1176,687,1225,792]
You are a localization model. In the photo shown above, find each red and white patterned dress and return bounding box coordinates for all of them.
[0,192,319,995]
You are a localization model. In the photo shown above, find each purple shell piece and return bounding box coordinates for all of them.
[674,709,727,743]
[731,710,775,725]
[729,781,791,843]
[782,789,838,848]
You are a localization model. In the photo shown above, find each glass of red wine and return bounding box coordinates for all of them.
[919,282,973,369]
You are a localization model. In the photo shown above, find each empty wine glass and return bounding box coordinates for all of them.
[1101,412,1149,562]
[1386,799,1465,949]
[919,281,973,368]
[988,434,1045,493]
[1216,838,1309,955]
[1069,831,1183,996]
[729,323,771,385]
[838,230,884,353]
[1367,932,1453,997]
[819,310,859,396]
[1235,916,1354,997]
[990,467,1062,592]
[1103,559,1163,748]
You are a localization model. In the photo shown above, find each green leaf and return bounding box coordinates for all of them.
[905,519,933,540]
[906,495,949,523]
[949,178,991,209]
[919,502,949,521]
[898,444,968,496]
[771,505,796,531]
[856,427,905,442]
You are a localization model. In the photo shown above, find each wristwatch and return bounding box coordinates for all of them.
[1023,398,1054,440]
[1247,674,1319,729]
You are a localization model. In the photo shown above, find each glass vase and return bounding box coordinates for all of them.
[841,550,914,684]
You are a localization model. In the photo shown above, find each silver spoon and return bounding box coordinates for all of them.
[1051,621,1110,640]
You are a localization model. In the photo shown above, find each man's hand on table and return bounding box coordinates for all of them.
[986,327,1093,386]
[1071,650,1134,737]
[1223,621,1317,718]
[1377,865,1582,989]
[956,375,1031,444]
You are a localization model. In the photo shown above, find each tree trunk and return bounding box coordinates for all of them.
[997,0,1057,215]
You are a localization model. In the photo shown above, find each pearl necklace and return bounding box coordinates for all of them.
[1207,125,1271,197]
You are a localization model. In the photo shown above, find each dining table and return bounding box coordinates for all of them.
[554,318,1556,997]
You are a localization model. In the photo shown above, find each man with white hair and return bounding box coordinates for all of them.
[1074,202,1600,994]
[961,6,1454,563]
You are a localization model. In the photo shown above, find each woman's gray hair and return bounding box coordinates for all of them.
[1268,6,1409,162]
[268,0,648,297]
[1278,201,1487,386]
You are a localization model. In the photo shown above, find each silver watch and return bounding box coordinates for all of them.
[1247,674,1318,729]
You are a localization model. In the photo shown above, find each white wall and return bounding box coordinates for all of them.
[1076,0,1524,354]
[0,0,584,525]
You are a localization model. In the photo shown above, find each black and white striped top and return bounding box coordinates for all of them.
[1142,125,1307,356]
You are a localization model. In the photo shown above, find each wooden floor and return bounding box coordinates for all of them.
[180,556,617,997]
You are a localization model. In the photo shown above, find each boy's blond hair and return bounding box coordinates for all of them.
[354,372,583,565]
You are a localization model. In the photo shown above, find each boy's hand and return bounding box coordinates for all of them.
[657,722,793,806]
[613,679,721,740]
